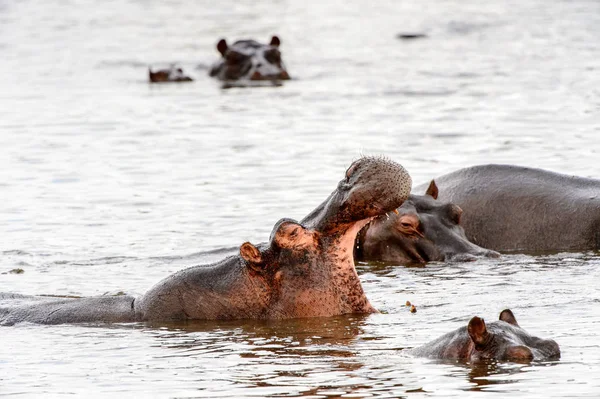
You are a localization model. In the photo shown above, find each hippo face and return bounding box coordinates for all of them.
[466,310,561,362]
[357,180,499,264]
[148,65,193,83]
[209,36,291,82]
[411,309,561,362]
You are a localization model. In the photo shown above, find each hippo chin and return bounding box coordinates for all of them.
[415,164,600,253]
[409,309,560,362]
[356,181,499,265]
[148,65,193,83]
[0,157,411,325]
[209,36,291,82]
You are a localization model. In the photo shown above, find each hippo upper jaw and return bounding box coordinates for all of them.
[301,157,412,235]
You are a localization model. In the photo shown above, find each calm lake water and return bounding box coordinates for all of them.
[1,0,600,397]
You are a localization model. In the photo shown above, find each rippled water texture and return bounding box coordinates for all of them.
[1,0,600,397]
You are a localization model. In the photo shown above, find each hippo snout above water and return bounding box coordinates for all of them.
[409,309,560,362]
[356,180,499,265]
[0,157,412,325]
[148,65,193,83]
[209,36,291,83]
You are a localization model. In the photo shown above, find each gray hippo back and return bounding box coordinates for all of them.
[415,164,600,253]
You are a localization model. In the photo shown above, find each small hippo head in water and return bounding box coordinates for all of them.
[410,309,561,362]
[209,36,291,82]
[356,180,499,264]
[148,65,193,83]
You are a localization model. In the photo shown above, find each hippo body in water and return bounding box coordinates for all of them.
[0,157,412,325]
[355,181,499,264]
[409,309,560,362]
[209,36,290,83]
[415,164,600,253]
[148,65,193,83]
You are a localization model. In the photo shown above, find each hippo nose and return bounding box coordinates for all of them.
[280,70,290,79]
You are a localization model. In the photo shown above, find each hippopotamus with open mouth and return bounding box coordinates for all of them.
[148,65,193,83]
[209,36,291,82]
[409,309,560,362]
[0,157,411,325]
[356,181,499,264]
[414,165,600,253]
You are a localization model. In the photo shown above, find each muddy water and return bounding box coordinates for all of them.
[1,0,600,397]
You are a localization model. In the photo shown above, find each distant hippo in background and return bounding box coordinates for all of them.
[356,181,499,265]
[0,157,412,325]
[148,65,193,83]
[415,165,600,253]
[209,36,291,82]
[409,309,560,362]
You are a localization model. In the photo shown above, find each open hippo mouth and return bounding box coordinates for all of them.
[0,157,413,325]
[301,157,412,235]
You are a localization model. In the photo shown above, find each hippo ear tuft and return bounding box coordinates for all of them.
[467,316,489,347]
[499,309,520,326]
[217,39,228,56]
[270,36,281,47]
[425,180,439,200]
[240,242,262,265]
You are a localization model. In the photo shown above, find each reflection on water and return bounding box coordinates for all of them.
[1,0,600,396]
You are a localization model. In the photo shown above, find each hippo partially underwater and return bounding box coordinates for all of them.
[209,36,290,82]
[148,65,193,83]
[415,165,600,253]
[409,309,560,362]
[0,157,411,325]
[356,181,499,264]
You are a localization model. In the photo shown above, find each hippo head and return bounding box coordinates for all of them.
[148,65,193,83]
[357,180,499,264]
[467,309,561,362]
[235,157,412,318]
[209,36,290,82]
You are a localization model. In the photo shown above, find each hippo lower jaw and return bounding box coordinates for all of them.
[250,71,290,80]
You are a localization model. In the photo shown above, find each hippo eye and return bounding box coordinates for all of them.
[264,49,281,64]
[448,205,463,224]
[226,51,246,64]
[400,221,413,228]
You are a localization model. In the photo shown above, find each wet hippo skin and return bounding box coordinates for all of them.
[414,164,600,253]
[209,36,290,82]
[409,309,560,362]
[356,180,499,265]
[0,157,412,325]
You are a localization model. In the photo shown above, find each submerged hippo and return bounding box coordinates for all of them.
[415,165,600,253]
[356,181,499,264]
[409,309,560,362]
[148,65,193,83]
[209,36,291,82]
[0,157,411,325]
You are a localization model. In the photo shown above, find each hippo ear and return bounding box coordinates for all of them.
[270,36,281,47]
[217,39,228,56]
[499,309,520,327]
[467,316,490,348]
[240,242,262,266]
[425,180,439,200]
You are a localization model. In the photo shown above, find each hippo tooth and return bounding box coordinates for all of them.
[393,209,399,215]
